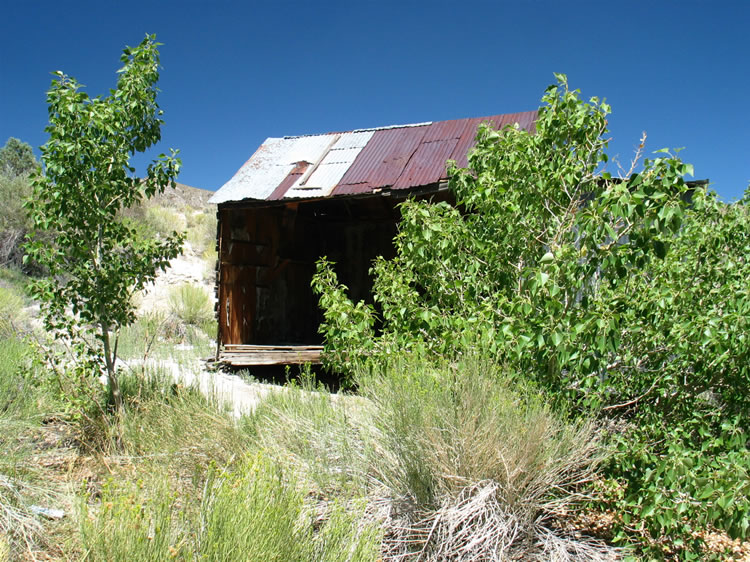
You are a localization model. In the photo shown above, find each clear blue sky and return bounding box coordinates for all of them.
[1,1,748,200]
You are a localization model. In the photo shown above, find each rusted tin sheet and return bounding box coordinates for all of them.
[392,137,459,190]
[268,161,309,201]
[445,111,537,169]
[210,111,538,204]
[334,125,429,195]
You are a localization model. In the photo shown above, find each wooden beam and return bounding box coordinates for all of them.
[218,344,323,366]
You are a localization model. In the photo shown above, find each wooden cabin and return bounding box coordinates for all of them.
[210,111,538,366]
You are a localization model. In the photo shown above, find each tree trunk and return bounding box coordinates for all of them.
[101,323,123,413]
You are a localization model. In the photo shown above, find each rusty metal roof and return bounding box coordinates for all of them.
[210,111,537,205]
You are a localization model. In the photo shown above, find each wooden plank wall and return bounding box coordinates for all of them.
[217,196,406,348]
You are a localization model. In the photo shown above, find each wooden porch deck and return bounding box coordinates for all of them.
[218,344,323,367]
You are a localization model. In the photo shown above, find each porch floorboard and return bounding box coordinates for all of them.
[218,344,323,366]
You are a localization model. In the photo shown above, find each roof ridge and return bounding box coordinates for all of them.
[283,121,433,140]
[280,110,538,140]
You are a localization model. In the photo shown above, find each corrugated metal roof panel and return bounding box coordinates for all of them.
[283,135,338,168]
[332,131,375,150]
[283,131,374,198]
[334,125,429,195]
[449,116,491,169]
[210,110,538,204]
[392,137,459,190]
[319,146,365,166]
[268,161,308,201]
[209,135,338,204]
[209,137,291,204]
[448,111,538,168]
[286,161,351,198]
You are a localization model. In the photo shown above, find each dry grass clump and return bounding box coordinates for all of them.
[0,458,45,558]
[358,356,620,561]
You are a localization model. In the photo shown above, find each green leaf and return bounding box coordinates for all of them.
[551,331,563,346]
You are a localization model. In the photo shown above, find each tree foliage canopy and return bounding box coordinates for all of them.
[314,75,696,396]
[0,137,38,178]
[0,138,38,266]
[313,75,750,551]
[24,34,183,411]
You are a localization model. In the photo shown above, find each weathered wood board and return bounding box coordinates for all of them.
[218,344,323,366]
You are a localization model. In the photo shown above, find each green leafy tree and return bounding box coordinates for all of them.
[313,74,692,392]
[25,35,183,413]
[313,75,750,553]
[0,137,38,177]
[602,189,750,548]
[0,138,38,265]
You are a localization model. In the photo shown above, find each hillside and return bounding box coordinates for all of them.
[130,182,218,318]
[150,181,215,209]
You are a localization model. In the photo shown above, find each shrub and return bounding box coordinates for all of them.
[357,356,616,560]
[185,209,216,255]
[167,283,215,342]
[605,411,750,557]
[0,138,36,269]
[143,205,185,240]
[248,355,617,559]
[168,283,213,328]
[311,74,749,555]
[312,75,694,393]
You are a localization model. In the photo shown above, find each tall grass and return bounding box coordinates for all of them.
[0,285,25,338]
[245,355,618,560]
[75,366,381,561]
[0,337,60,559]
[115,367,245,476]
[79,452,381,561]
[79,477,187,561]
[247,379,370,496]
[198,455,380,562]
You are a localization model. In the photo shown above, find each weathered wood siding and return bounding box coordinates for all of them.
[216,196,402,348]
